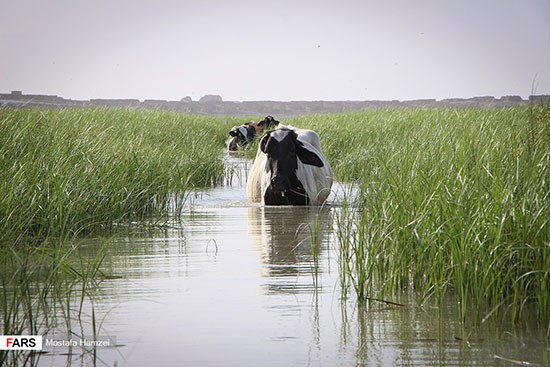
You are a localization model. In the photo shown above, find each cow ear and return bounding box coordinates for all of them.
[259,134,269,153]
[296,142,324,167]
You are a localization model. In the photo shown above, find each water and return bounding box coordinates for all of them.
[38,155,549,366]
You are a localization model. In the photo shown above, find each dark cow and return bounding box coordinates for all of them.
[243,120,261,134]
[246,125,333,205]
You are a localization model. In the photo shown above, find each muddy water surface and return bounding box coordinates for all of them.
[40,155,549,366]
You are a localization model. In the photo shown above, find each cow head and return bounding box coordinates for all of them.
[257,115,279,130]
[226,125,256,151]
[259,128,323,205]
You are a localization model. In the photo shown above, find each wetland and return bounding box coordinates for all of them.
[1,107,549,366]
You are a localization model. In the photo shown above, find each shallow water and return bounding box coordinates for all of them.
[38,154,549,366]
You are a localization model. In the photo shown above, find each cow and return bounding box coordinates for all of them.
[226,116,280,151]
[226,123,257,151]
[246,125,333,206]
[243,121,261,135]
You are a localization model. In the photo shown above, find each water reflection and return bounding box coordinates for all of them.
[247,205,332,304]
[23,155,550,367]
[248,206,331,270]
[334,293,550,367]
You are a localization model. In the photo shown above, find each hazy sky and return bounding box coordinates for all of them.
[1,0,549,102]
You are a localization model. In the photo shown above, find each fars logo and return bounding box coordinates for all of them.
[0,336,42,350]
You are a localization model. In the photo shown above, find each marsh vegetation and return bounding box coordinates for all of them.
[0,108,250,243]
[287,106,550,328]
[0,105,548,366]
[0,108,243,365]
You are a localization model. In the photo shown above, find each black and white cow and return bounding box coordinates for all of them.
[246,125,333,205]
[226,116,279,151]
[226,123,257,151]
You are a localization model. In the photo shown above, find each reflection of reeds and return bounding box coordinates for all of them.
[0,239,109,366]
[290,106,550,327]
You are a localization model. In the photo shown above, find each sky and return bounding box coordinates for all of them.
[1,0,549,102]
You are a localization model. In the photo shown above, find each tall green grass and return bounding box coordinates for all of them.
[0,107,244,365]
[0,108,240,245]
[288,106,550,327]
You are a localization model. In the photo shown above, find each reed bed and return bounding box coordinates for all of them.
[0,107,240,364]
[1,104,548,349]
[0,107,239,246]
[288,106,550,327]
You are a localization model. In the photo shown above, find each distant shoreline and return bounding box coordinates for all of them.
[1,91,548,117]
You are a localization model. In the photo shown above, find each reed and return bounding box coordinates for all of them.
[0,107,240,246]
[289,106,550,326]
